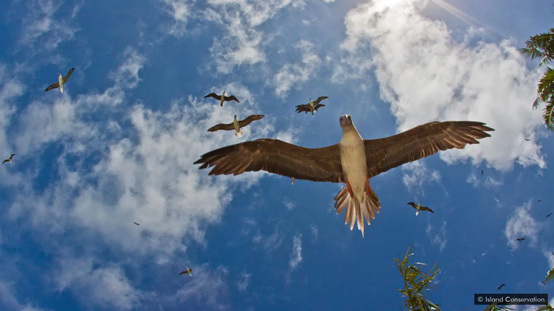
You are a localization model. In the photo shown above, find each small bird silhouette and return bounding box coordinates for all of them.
[538,200,542,202]
[517,238,525,242]
[497,283,506,290]
[541,280,546,285]
[547,213,552,218]
[481,169,483,176]
[2,154,15,164]
[179,267,192,277]
[133,222,140,226]
[407,202,434,215]
[525,138,530,141]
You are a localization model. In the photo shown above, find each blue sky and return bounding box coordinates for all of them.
[0,0,553,310]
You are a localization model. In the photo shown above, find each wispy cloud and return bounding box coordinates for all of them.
[272,40,322,99]
[401,161,441,194]
[237,271,252,292]
[505,201,543,250]
[289,234,303,270]
[161,0,195,36]
[426,221,447,252]
[15,0,81,54]
[341,0,546,172]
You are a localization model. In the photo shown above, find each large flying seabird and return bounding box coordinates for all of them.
[45,68,75,93]
[194,115,494,236]
[296,96,328,116]
[204,91,240,107]
[407,202,434,215]
[208,115,264,137]
[2,154,15,165]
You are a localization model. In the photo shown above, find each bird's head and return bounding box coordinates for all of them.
[407,202,415,206]
[339,114,353,127]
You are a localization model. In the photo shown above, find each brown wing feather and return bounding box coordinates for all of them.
[365,121,494,177]
[314,104,325,111]
[45,82,60,92]
[63,68,75,83]
[207,122,235,132]
[194,139,344,182]
[204,93,222,100]
[238,115,264,127]
[295,104,310,113]
[224,95,240,103]
[313,96,329,105]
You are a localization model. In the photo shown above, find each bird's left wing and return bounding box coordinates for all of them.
[364,121,494,177]
[313,96,329,105]
[295,104,309,113]
[208,122,235,132]
[45,82,60,92]
[238,115,264,127]
[63,68,75,83]
[314,104,326,111]
[225,95,240,103]
[195,139,344,183]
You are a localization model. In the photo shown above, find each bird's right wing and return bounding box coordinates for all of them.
[194,139,344,183]
[2,160,7,164]
[225,95,240,103]
[204,93,222,100]
[45,82,60,92]
[364,121,494,178]
[207,122,235,132]
[295,104,309,113]
[314,104,326,111]
[314,96,329,105]
[63,68,75,83]
[238,115,264,127]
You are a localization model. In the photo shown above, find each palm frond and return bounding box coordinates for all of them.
[537,67,554,101]
[535,304,554,311]
[484,304,513,311]
[542,101,554,131]
[519,29,554,65]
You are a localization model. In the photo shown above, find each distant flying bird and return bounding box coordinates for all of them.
[291,178,295,185]
[525,138,530,141]
[295,96,328,116]
[208,115,264,138]
[517,238,525,241]
[407,202,434,216]
[538,200,542,202]
[133,222,140,226]
[179,267,192,277]
[497,283,505,290]
[194,116,494,237]
[547,213,552,218]
[2,154,15,164]
[204,91,239,107]
[541,280,546,285]
[481,169,483,176]
[545,267,554,283]
[45,68,74,93]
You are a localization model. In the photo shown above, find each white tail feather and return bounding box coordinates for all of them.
[235,131,243,137]
[333,186,381,237]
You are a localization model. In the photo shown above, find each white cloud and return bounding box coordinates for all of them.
[340,0,546,172]
[283,199,295,210]
[504,201,542,250]
[401,161,441,194]
[53,258,141,311]
[426,221,447,252]
[289,234,303,270]
[16,0,81,53]
[162,0,194,36]
[236,271,251,292]
[204,0,305,74]
[310,224,318,244]
[272,40,322,99]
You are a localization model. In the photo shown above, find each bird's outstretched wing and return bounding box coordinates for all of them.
[9,154,14,160]
[195,139,344,183]
[314,104,326,111]
[224,95,240,103]
[204,93,222,100]
[63,68,75,83]
[208,122,235,132]
[45,82,60,92]
[295,104,310,113]
[547,213,552,218]
[313,96,329,105]
[420,206,434,213]
[364,121,494,178]
[179,268,192,275]
[2,160,7,164]
[238,115,264,127]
